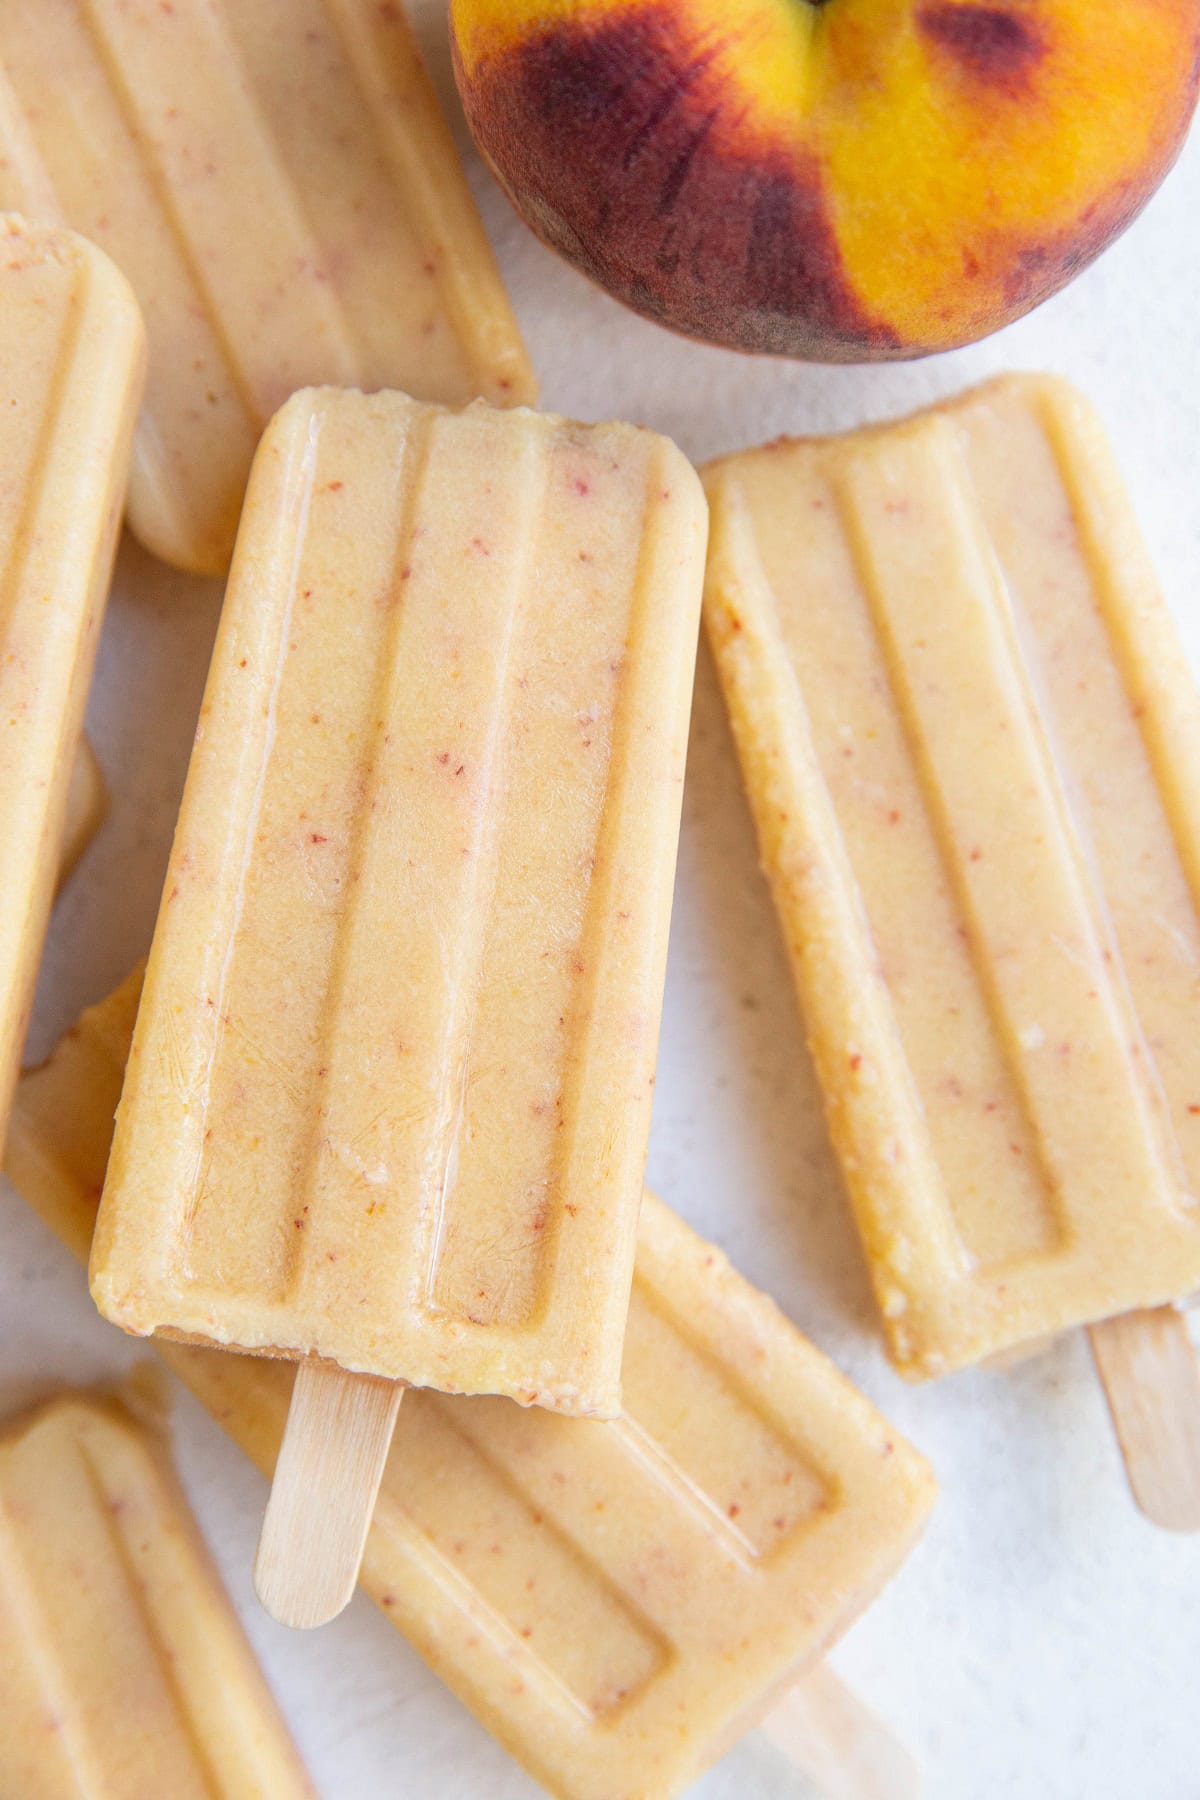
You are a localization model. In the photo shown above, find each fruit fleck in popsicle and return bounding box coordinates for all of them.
[8,972,935,1800]
[0,1391,315,1798]
[0,0,535,575]
[0,214,142,1164]
[89,387,708,1620]
[703,375,1200,1523]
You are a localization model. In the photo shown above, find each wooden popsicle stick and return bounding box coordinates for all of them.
[1089,1307,1200,1532]
[759,1662,920,1800]
[254,1361,404,1628]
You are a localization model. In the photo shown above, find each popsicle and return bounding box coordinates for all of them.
[6,971,936,1800]
[703,375,1200,1521]
[0,0,536,576]
[58,741,108,893]
[90,386,708,1620]
[0,1391,315,1799]
[0,213,143,1166]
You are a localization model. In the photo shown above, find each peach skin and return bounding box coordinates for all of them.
[451,0,1200,359]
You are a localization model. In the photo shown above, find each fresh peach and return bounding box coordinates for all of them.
[450,1,1200,359]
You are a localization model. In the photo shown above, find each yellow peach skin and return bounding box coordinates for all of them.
[452,0,1200,358]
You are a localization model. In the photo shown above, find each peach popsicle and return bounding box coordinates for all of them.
[0,1391,315,1799]
[90,387,708,1620]
[703,374,1200,1520]
[0,214,142,1166]
[0,0,535,576]
[6,972,935,1800]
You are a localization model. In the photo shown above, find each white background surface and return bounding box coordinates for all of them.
[3,5,1200,1797]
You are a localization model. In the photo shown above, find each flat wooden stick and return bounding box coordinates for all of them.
[758,1662,920,1800]
[1089,1307,1200,1532]
[57,738,108,891]
[254,1362,404,1628]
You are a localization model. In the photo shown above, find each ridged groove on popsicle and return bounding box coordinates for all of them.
[702,474,969,1322]
[8,976,936,1800]
[0,1398,313,1797]
[619,1290,830,1561]
[280,407,548,1330]
[0,64,61,218]
[703,376,1200,1378]
[395,1396,671,1717]
[177,405,548,1326]
[0,1478,90,1794]
[0,237,85,633]
[0,0,535,573]
[0,218,142,1161]
[92,391,706,1413]
[824,438,1068,1270]
[526,429,707,1357]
